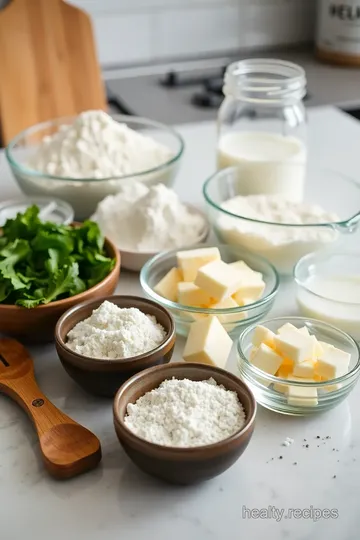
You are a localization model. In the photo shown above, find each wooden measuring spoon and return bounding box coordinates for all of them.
[0,338,102,479]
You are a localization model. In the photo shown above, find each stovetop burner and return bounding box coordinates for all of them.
[160,68,226,109]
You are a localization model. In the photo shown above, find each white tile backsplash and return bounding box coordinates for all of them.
[153,6,243,59]
[93,14,153,66]
[71,0,316,66]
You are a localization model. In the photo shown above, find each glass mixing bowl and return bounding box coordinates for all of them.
[295,251,360,341]
[237,316,360,416]
[140,243,279,338]
[6,115,184,221]
[203,166,360,275]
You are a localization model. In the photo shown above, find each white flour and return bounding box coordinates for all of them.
[28,110,173,178]
[124,377,246,447]
[92,181,206,251]
[66,301,166,359]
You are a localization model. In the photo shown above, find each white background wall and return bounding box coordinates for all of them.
[71,0,316,67]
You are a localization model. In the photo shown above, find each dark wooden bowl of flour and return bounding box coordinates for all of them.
[55,295,175,397]
[113,363,257,484]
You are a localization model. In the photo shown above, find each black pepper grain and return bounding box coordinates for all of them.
[279,456,283,460]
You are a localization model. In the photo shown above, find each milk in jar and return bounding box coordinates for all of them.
[217,59,307,202]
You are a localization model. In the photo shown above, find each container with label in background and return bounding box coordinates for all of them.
[316,0,360,66]
[217,59,307,202]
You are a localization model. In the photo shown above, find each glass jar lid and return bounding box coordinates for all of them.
[0,197,74,226]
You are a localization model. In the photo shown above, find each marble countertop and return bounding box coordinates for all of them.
[1,107,360,540]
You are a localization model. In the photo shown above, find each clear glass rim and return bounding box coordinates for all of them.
[237,316,360,386]
[203,166,360,228]
[223,58,306,102]
[140,243,279,313]
[294,250,360,306]
[5,114,185,183]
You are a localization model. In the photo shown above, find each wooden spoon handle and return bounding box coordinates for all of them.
[0,339,101,479]
[1,371,77,435]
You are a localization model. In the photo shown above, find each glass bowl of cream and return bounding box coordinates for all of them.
[203,166,360,275]
[295,251,360,341]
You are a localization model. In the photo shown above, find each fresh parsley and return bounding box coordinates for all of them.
[0,206,115,307]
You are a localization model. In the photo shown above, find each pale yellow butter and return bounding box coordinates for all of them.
[274,331,318,364]
[252,325,275,348]
[177,247,220,282]
[177,282,214,307]
[293,359,316,378]
[183,315,233,369]
[195,260,244,301]
[228,260,263,280]
[251,343,283,376]
[154,267,182,302]
[316,346,350,380]
[233,279,266,304]
[287,378,318,407]
[211,296,246,326]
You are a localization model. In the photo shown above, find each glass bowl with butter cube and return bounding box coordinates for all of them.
[140,243,279,338]
[237,317,360,416]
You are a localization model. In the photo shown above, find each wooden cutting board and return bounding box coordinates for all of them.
[0,0,106,145]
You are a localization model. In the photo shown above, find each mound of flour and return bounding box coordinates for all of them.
[28,110,173,178]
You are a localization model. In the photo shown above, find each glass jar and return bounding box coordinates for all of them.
[217,58,307,202]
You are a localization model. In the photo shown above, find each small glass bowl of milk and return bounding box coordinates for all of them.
[295,252,360,341]
[217,59,307,203]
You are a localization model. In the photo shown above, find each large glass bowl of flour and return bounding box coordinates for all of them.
[6,112,184,221]
[203,165,360,275]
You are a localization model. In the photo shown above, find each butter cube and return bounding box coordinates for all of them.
[277,364,293,378]
[273,374,296,394]
[281,356,294,367]
[278,323,310,337]
[177,282,214,307]
[195,260,244,301]
[287,378,318,407]
[177,247,220,282]
[228,260,262,280]
[277,323,298,335]
[293,359,316,378]
[233,278,266,304]
[154,267,182,302]
[274,330,318,364]
[252,325,275,348]
[183,315,233,368]
[211,297,246,326]
[251,343,283,376]
[315,346,350,380]
[299,326,310,336]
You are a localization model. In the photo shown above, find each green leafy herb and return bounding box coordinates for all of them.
[0,206,115,308]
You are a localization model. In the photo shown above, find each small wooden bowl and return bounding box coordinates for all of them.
[55,295,176,397]
[113,363,257,485]
[0,237,120,343]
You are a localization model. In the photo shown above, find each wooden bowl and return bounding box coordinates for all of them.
[55,295,176,397]
[113,363,257,485]
[0,237,120,343]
